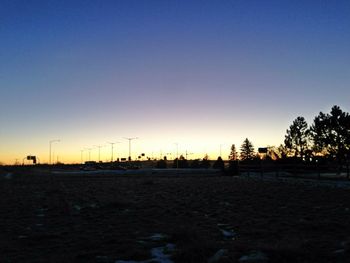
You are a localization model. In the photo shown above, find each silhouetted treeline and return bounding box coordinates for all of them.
[284,105,350,163]
[151,105,350,174]
[154,155,225,170]
[231,105,350,166]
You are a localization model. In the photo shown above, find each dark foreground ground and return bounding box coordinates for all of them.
[1,170,350,262]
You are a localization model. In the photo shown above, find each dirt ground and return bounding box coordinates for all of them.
[1,170,350,262]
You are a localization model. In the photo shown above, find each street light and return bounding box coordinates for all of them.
[49,139,60,165]
[124,137,138,161]
[80,149,85,164]
[94,145,105,163]
[108,142,120,162]
[87,148,92,162]
[174,143,179,169]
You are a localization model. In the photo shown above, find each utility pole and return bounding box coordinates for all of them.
[49,139,60,165]
[124,137,138,161]
[85,148,92,162]
[80,150,84,164]
[108,142,119,162]
[174,143,179,169]
[94,145,104,163]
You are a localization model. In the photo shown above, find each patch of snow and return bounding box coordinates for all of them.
[150,233,167,241]
[151,243,175,263]
[36,208,47,217]
[239,250,269,263]
[115,260,142,263]
[115,243,175,263]
[220,229,236,239]
[207,249,227,263]
[73,205,82,211]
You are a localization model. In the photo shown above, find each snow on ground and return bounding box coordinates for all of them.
[115,243,175,263]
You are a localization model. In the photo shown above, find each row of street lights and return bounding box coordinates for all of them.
[80,137,139,164]
[49,138,225,165]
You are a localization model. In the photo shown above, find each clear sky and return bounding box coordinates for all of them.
[1,0,349,164]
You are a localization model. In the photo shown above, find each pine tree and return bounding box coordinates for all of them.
[284,116,310,158]
[240,138,255,161]
[201,154,211,168]
[310,105,350,161]
[229,144,238,160]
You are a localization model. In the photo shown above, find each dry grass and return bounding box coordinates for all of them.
[1,171,350,262]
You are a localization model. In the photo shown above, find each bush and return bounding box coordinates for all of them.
[213,157,225,170]
[156,159,167,169]
[201,156,211,169]
[173,156,189,168]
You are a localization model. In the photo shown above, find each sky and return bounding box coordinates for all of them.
[1,0,349,164]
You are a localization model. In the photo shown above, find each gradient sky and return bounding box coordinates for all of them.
[1,0,349,164]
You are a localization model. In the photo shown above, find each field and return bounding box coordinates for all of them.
[1,169,350,262]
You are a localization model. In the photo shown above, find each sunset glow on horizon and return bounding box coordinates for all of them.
[1,0,349,165]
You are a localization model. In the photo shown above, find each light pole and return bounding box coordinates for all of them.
[88,148,92,161]
[94,145,104,163]
[124,137,138,161]
[220,144,223,158]
[80,149,84,164]
[174,143,179,169]
[108,142,119,162]
[85,148,92,162]
[49,139,60,165]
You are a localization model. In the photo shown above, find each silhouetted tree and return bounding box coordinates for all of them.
[266,146,279,161]
[201,154,211,168]
[284,116,310,159]
[310,105,350,161]
[156,156,167,168]
[213,156,225,170]
[179,155,188,168]
[229,144,238,160]
[172,158,179,168]
[240,138,255,161]
[173,155,188,168]
[277,144,288,159]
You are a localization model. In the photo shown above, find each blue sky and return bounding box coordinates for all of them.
[1,0,349,163]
